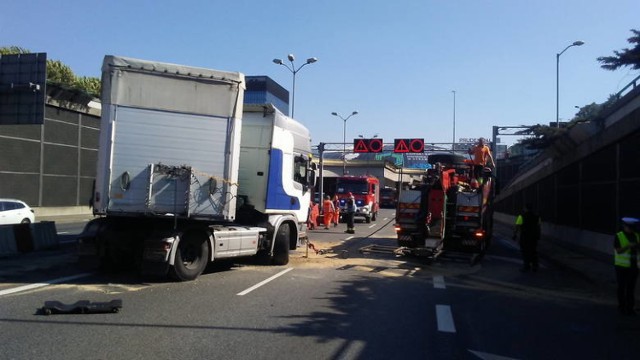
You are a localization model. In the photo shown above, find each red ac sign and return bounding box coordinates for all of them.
[353,138,384,153]
[394,138,424,153]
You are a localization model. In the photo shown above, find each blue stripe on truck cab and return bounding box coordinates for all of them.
[266,149,301,211]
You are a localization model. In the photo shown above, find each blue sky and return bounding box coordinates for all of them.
[2,1,638,147]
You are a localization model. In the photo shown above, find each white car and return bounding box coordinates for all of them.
[0,199,35,225]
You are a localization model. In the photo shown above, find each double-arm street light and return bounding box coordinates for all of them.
[273,54,318,118]
[556,40,585,128]
[452,90,456,150]
[332,111,359,175]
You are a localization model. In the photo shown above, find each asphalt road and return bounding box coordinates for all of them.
[1,209,639,359]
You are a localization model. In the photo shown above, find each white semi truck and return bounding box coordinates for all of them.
[78,56,316,280]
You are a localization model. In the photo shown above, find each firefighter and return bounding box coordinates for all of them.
[513,203,541,272]
[322,195,335,230]
[344,192,357,234]
[614,217,640,315]
[332,195,341,227]
[468,138,495,181]
[307,201,318,230]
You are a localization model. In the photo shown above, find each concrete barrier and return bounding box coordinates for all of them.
[0,221,60,256]
[0,225,18,257]
[31,221,59,251]
[13,223,34,253]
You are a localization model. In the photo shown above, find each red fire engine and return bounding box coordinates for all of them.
[335,175,380,223]
[394,153,494,256]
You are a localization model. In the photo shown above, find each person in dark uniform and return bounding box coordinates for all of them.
[513,203,541,272]
[344,192,357,234]
[614,217,639,315]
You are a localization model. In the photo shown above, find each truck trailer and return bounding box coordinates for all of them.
[78,56,316,280]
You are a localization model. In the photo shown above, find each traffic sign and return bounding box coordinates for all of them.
[394,138,424,153]
[353,139,369,152]
[353,138,384,153]
[368,138,383,153]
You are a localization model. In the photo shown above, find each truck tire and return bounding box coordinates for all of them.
[365,215,371,224]
[170,233,209,281]
[272,223,290,265]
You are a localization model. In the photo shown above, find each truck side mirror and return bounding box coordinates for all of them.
[307,170,317,189]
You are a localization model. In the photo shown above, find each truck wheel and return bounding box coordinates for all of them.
[365,215,371,224]
[170,234,209,281]
[272,223,290,265]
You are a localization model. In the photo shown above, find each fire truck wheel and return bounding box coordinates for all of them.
[170,233,209,281]
[365,215,371,224]
[272,223,290,265]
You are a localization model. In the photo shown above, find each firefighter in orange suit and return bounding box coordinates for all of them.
[322,195,335,230]
[333,195,341,227]
[308,201,319,230]
[468,138,495,180]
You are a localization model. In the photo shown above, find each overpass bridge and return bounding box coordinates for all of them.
[494,75,640,258]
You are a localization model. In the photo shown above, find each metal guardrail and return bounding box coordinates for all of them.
[616,74,640,98]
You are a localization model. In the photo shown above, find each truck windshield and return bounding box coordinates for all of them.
[293,155,308,185]
[336,181,368,195]
[381,188,396,197]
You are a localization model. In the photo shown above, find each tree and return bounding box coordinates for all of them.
[514,124,562,150]
[46,59,76,86]
[0,46,30,55]
[0,46,101,98]
[515,94,618,150]
[74,76,101,98]
[597,29,640,71]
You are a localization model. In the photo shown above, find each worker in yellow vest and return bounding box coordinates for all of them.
[614,217,640,315]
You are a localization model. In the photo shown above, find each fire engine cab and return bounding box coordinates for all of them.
[335,175,380,223]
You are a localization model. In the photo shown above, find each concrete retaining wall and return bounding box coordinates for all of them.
[495,212,611,261]
[34,206,93,218]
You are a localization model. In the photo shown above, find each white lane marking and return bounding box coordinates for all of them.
[383,217,389,221]
[485,255,547,269]
[468,349,520,360]
[368,224,376,229]
[237,267,294,296]
[333,339,366,359]
[407,267,420,277]
[345,236,355,240]
[433,275,446,289]
[58,231,70,234]
[436,305,456,333]
[498,237,519,251]
[0,273,93,296]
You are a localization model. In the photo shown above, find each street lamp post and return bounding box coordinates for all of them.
[331,111,359,175]
[452,90,456,151]
[273,54,318,118]
[556,40,584,128]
